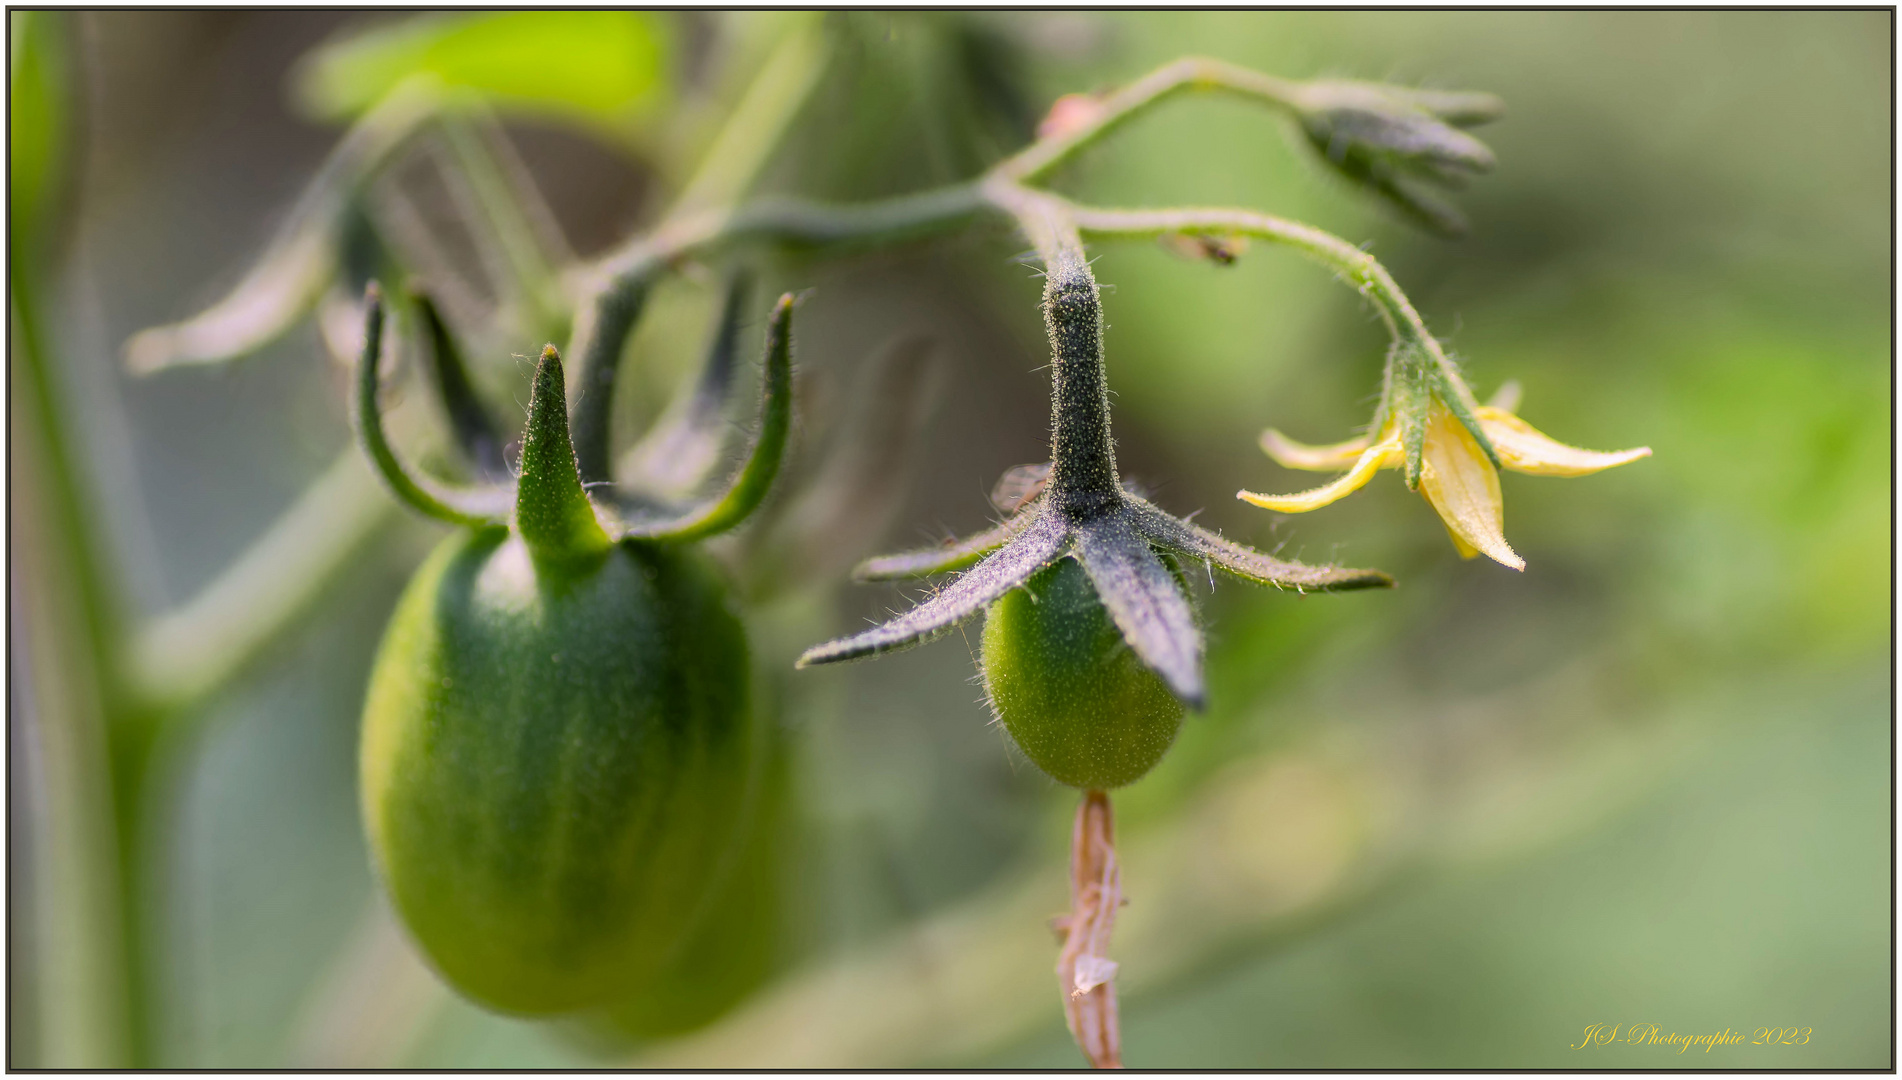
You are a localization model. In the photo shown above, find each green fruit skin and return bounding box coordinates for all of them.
[361,529,756,1016]
[597,729,791,1040]
[981,556,1187,790]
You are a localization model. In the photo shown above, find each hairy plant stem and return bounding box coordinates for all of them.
[563,182,1458,452]
[1057,201,1476,406]
[994,56,1302,185]
[1039,246,1120,517]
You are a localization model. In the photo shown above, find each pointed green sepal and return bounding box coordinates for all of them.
[853,509,1036,581]
[1401,407,1427,490]
[569,277,651,486]
[353,282,512,526]
[515,345,611,563]
[614,293,796,544]
[407,285,507,476]
[618,272,752,499]
[1389,352,1431,490]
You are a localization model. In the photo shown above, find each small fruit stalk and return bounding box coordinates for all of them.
[1056,792,1122,1069]
[800,239,1390,1065]
[353,279,796,1019]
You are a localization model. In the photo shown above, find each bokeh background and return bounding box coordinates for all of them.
[9,10,1890,1069]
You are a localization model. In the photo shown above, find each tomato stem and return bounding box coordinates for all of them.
[1058,790,1124,1069]
[1042,252,1122,519]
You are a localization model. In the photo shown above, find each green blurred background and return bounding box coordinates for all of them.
[9,10,1890,1069]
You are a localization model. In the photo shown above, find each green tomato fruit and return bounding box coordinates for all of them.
[361,528,757,1016]
[596,731,790,1039]
[981,556,1186,789]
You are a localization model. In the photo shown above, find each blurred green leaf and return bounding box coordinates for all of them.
[294,12,670,129]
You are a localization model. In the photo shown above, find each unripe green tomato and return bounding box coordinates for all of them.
[361,528,756,1016]
[981,556,1186,789]
[596,732,790,1039]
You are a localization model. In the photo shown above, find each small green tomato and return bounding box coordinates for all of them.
[351,285,799,1017]
[597,733,790,1038]
[361,530,756,1015]
[981,556,1186,789]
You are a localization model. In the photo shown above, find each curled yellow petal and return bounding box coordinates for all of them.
[1259,428,1371,471]
[1420,407,1523,570]
[1239,438,1400,513]
[1477,407,1652,477]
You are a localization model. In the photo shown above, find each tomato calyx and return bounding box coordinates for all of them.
[798,249,1393,709]
[352,278,795,559]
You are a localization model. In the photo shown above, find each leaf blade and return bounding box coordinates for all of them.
[296,11,670,129]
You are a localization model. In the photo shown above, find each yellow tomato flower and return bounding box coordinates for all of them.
[1238,384,1651,570]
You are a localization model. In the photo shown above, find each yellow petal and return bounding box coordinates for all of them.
[1445,528,1481,560]
[1420,407,1523,570]
[1259,428,1371,471]
[1477,407,1652,477]
[1240,438,1400,513]
[1485,379,1522,414]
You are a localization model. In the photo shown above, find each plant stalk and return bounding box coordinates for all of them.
[1058,791,1124,1069]
[1038,248,1122,518]
[11,230,152,1067]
